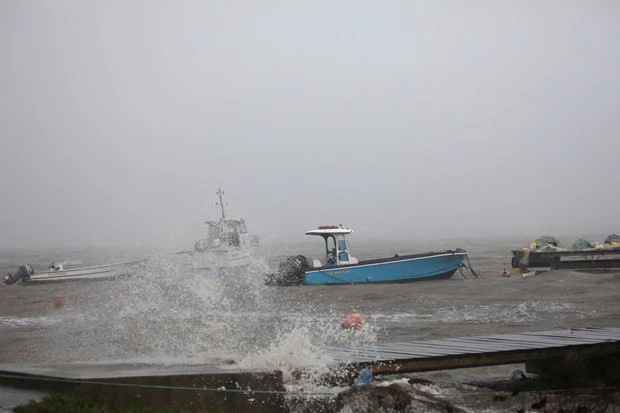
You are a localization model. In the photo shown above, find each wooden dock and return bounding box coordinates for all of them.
[326,327,620,376]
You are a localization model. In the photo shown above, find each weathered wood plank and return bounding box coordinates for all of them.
[325,327,620,375]
[523,329,620,341]
[420,338,543,351]
[377,342,487,355]
[391,338,534,351]
[476,334,599,346]
[353,346,452,357]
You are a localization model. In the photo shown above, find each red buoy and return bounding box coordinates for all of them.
[343,312,365,329]
[54,297,64,309]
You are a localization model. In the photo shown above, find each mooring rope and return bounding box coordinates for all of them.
[0,372,334,397]
[457,254,479,278]
[465,255,480,277]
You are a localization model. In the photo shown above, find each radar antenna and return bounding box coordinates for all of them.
[215,188,226,219]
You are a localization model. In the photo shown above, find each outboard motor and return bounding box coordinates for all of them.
[4,264,35,285]
[266,255,309,286]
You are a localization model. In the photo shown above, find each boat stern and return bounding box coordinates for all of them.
[4,264,35,285]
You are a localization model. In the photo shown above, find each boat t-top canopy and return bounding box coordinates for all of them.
[305,225,353,236]
[305,225,357,266]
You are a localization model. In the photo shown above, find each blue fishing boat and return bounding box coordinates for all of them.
[266,225,469,286]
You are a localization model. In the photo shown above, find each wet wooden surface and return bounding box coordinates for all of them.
[328,327,620,374]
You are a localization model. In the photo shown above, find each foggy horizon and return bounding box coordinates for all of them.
[1,1,618,250]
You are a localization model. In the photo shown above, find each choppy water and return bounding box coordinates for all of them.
[1,237,619,411]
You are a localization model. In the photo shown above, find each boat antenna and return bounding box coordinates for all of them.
[216,188,226,220]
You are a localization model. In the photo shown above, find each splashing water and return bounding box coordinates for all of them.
[43,250,378,389]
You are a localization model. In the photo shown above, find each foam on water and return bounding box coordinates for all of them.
[0,316,57,329]
[372,300,583,327]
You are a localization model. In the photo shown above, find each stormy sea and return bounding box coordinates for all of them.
[1,236,619,412]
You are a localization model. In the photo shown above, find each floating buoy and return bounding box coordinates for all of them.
[500,268,510,277]
[343,312,365,329]
[54,297,64,309]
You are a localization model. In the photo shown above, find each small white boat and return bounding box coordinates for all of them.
[4,260,146,285]
[521,271,538,278]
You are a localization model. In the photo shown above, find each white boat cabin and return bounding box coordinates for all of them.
[305,225,358,267]
[195,218,255,251]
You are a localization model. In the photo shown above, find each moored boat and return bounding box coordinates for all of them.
[511,233,620,272]
[178,188,260,269]
[3,260,146,285]
[266,225,468,286]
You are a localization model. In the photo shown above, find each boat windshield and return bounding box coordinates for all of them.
[325,236,337,265]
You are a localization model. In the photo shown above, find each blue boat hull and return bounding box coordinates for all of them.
[303,249,467,285]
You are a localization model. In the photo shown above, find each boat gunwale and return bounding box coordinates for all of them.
[20,273,133,285]
[305,249,467,274]
[29,268,132,279]
[36,260,146,274]
[304,268,459,285]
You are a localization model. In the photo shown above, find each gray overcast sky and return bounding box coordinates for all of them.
[1,1,619,249]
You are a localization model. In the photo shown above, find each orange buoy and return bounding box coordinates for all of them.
[343,312,365,329]
[54,297,64,309]
[500,268,510,277]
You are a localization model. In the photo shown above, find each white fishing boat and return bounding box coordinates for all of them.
[4,260,146,285]
[178,189,260,269]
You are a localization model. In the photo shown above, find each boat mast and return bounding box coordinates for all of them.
[216,188,226,220]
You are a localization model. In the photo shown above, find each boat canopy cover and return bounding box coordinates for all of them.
[305,226,353,236]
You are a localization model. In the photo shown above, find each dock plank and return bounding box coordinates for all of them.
[376,342,486,355]
[325,327,620,375]
[420,338,545,352]
[475,334,599,346]
[390,339,534,352]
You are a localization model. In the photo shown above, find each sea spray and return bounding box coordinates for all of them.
[45,251,275,364]
[236,312,379,383]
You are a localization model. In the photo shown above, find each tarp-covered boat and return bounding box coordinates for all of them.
[511,233,620,272]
